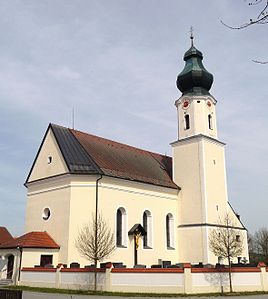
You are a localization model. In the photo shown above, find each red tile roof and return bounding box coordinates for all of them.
[71,128,178,189]
[0,231,60,249]
[0,227,13,245]
[26,124,179,189]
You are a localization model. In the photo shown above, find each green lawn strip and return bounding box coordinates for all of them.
[5,286,268,297]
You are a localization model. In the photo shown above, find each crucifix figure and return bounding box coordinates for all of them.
[134,231,141,250]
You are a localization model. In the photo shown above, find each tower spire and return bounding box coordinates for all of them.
[190,26,194,47]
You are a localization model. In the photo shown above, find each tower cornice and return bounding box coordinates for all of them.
[170,134,225,147]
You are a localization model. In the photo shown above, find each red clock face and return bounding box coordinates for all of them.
[183,100,189,108]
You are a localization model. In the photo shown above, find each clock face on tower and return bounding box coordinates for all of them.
[207,100,212,108]
[182,99,189,109]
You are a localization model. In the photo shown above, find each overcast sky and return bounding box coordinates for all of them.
[0,0,267,236]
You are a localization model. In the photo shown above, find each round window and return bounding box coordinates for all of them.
[42,208,51,220]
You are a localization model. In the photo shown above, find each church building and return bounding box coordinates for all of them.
[0,38,249,283]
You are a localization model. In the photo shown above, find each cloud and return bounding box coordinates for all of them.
[48,66,81,80]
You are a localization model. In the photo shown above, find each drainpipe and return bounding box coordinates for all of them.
[94,174,102,291]
[17,246,23,284]
[95,174,103,266]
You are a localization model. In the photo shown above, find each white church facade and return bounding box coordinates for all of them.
[0,39,249,283]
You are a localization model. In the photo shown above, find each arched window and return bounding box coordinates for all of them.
[7,255,14,279]
[185,114,190,130]
[166,213,174,248]
[208,114,213,130]
[143,210,152,248]
[116,207,127,247]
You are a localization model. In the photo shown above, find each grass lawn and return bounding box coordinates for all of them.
[5,285,268,297]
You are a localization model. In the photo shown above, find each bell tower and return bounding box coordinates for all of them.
[175,33,217,140]
[171,35,243,264]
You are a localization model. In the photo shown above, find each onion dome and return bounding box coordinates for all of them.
[177,39,213,96]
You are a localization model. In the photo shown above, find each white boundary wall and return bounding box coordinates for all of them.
[21,270,56,288]
[60,271,105,290]
[20,268,106,290]
[19,264,268,294]
[110,270,184,293]
[191,271,263,293]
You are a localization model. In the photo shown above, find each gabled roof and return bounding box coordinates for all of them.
[0,227,13,245]
[51,124,101,174]
[27,124,178,189]
[0,231,60,249]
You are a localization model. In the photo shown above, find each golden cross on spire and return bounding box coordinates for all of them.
[190,26,194,47]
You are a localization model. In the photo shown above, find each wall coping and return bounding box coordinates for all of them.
[21,267,57,272]
[111,268,184,273]
[183,263,191,269]
[21,266,265,274]
[60,268,106,273]
[111,267,263,274]
[191,267,261,273]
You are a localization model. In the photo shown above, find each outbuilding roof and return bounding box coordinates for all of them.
[0,227,14,245]
[0,231,60,249]
[27,124,178,190]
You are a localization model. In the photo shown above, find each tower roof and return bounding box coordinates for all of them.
[176,38,213,96]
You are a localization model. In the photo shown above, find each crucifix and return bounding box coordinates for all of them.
[128,223,146,266]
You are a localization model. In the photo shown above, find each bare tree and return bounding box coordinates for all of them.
[221,0,268,64]
[248,233,258,264]
[209,213,244,293]
[253,227,268,263]
[221,0,268,29]
[75,213,116,291]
